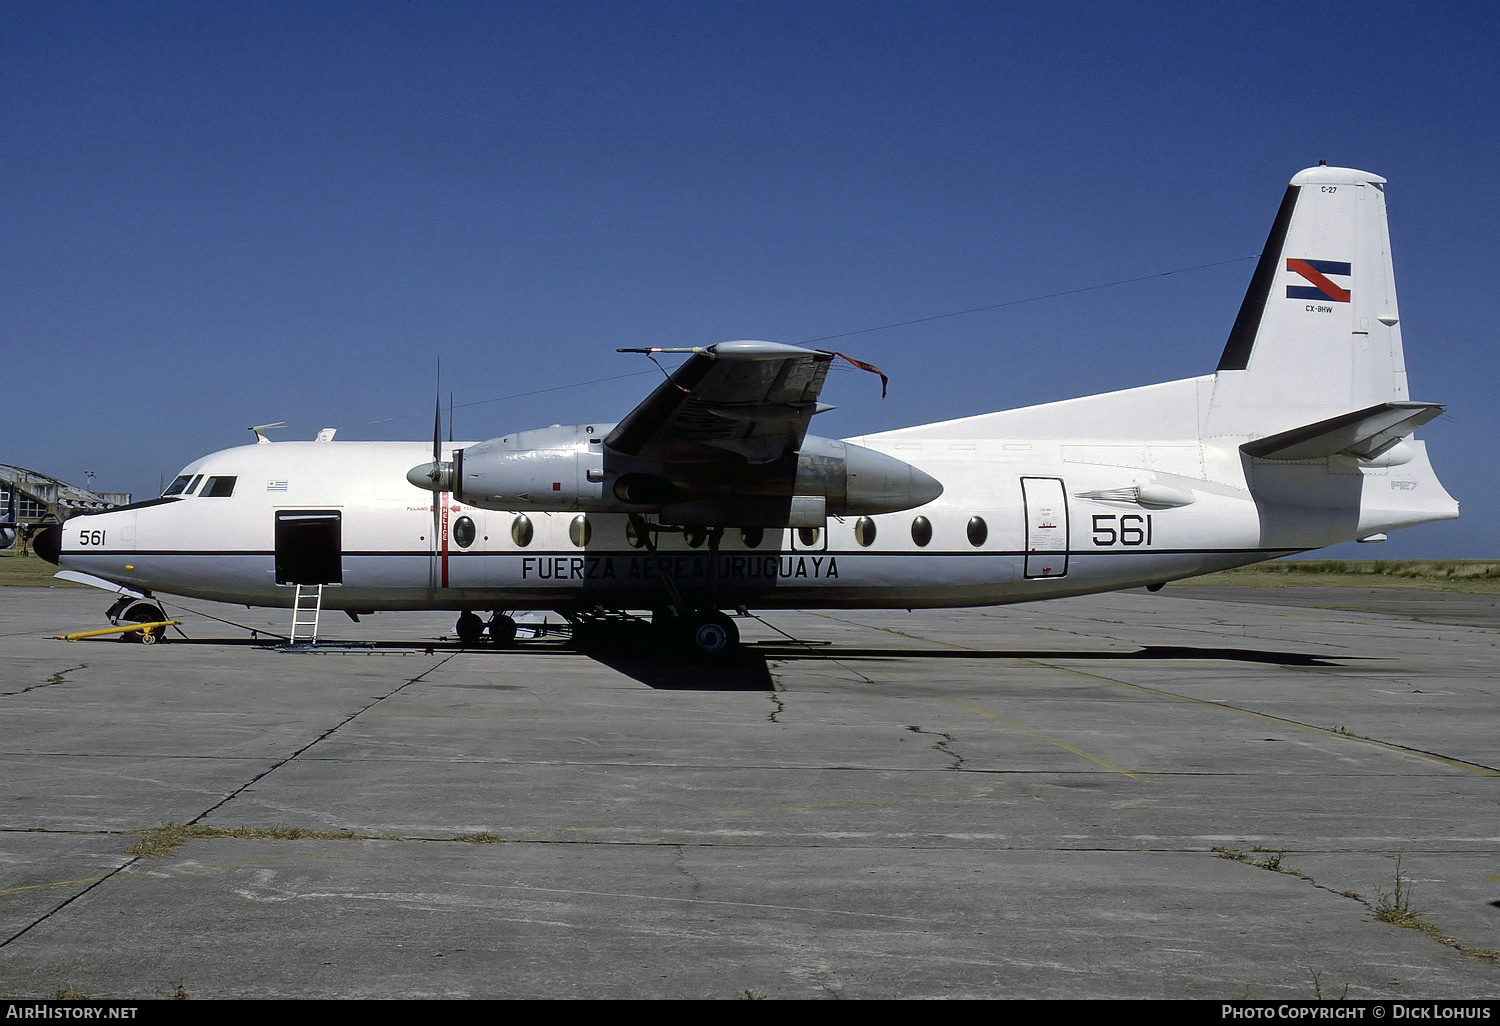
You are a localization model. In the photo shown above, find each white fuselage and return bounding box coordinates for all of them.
[48,401,1456,614]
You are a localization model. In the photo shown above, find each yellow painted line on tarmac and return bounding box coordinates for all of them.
[950,698,1153,783]
[545,787,1004,835]
[1016,657,1500,777]
[0,876,109,897]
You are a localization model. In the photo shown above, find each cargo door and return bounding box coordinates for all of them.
[274,510,342,585]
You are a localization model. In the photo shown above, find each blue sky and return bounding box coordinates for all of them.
[4,1,1494,557]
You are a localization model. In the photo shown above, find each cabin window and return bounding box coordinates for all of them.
[741,527,763,548]
[797,526,821,547]
[453,516,476,549]
[569,514,591,547]
[626,518,648,548]
[202,476,237,497]
[854,516,877,547]
[511,515,533,547]
[684,527,707,548]
[910,516,932,547]
[967,516,988,547]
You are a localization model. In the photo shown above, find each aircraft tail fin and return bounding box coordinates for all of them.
[1209,165,1419,438]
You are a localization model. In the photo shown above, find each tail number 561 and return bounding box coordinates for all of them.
[1092,514,1153,547]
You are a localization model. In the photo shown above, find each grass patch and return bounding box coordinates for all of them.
[1221,849,1499,964]
[128,824,518,858]
[1252,847,1286,872]
[0,553,83,588]
[1309,970,1349,1001]
[1215,846,1308,878]
[1374,853,1423,927]
[1186,560,1500,594]
[1369,854,1500,964]
[128,824,373,857]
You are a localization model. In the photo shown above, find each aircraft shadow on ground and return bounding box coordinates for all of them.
[581,646,776,691]
[747,644,1355,667]
[574,639,1355,686]
[152,634,1355,677]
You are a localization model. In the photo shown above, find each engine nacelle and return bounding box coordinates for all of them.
[447,425,605,511]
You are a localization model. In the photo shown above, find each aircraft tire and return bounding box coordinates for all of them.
[455,611,484,646]
[488,613,518,647]
[684,611,738,659]
[122,601,166,645]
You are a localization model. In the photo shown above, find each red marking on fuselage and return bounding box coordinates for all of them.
[440,494,450,588]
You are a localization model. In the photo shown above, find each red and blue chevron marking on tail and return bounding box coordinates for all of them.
[1286,258,1351,302]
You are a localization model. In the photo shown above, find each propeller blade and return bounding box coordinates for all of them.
[429,362,442,597]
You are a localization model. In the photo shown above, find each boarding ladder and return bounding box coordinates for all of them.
[290,584,324,644]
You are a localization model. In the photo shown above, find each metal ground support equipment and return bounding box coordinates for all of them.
[290,584,324,644]
[55,620,180,643]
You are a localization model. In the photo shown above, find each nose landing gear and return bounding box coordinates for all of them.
[107,597,168,644]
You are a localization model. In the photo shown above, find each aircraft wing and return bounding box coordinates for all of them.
[605,341,834,465]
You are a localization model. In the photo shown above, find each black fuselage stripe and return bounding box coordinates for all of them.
[70,547,1303,559]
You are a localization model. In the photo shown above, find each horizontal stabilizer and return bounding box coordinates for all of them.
[1241,402,1443,461]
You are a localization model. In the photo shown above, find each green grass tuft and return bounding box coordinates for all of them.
[453,832,504,844]
[1191,560,1500,593]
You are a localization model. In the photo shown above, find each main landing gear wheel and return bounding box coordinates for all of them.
[683,611,739,659]
[455,611,484,645]
[488,613,517,647]
[121,601,166,645]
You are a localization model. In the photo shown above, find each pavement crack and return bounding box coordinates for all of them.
[1,657,452,953]
[2,663,87,698]
[1211,849,1500,966]
[672,845,702,897]
[906,724,964,770]
[194,654,458,822]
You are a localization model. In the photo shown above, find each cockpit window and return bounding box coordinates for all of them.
[185,475,204,495]
[162,475,194,497]
[202,476,238,497]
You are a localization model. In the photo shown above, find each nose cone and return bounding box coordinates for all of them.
[406,461,453,492]
[34,524,61,565]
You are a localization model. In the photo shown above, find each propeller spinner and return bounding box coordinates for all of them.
[406,459,455,493]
